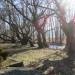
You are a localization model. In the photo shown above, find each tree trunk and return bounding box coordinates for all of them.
[37,33,43,48]
[20,36,34,47]
[37,32,48,48]
[11,36,16,43]
[66,35,75,67]
[20,38,28,45]
[42,32,48,47]
[29,38,34,47]
[63,22,75,74]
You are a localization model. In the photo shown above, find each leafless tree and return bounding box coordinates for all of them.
[53,0,75,73]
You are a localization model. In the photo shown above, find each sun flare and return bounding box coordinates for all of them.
[62,0,75,9]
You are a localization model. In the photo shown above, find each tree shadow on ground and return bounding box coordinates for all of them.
[1,59,73,75]
[1,69,42,75]
[35,59,73,75]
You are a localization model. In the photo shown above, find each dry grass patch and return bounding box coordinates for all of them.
[12,48,67,66]
[0,43,15,49]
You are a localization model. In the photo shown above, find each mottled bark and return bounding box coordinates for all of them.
[42,32,48,47]
[37,33,43,48]
[37,32,48,48]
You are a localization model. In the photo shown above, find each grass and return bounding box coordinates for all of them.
[0,43,16,49]
[0,43,67,68]
[12,48,67,66]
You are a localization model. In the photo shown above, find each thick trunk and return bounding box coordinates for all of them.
[20,36,34,47]
[29,38,34,47]
[63,22,75,74]
[66,35,75,68]
[42,32,48,47]
[37,32,48,48]
[20,38,28,45]
[37,33,43,48]
[62,35,75,75]
[11,36,16,43]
